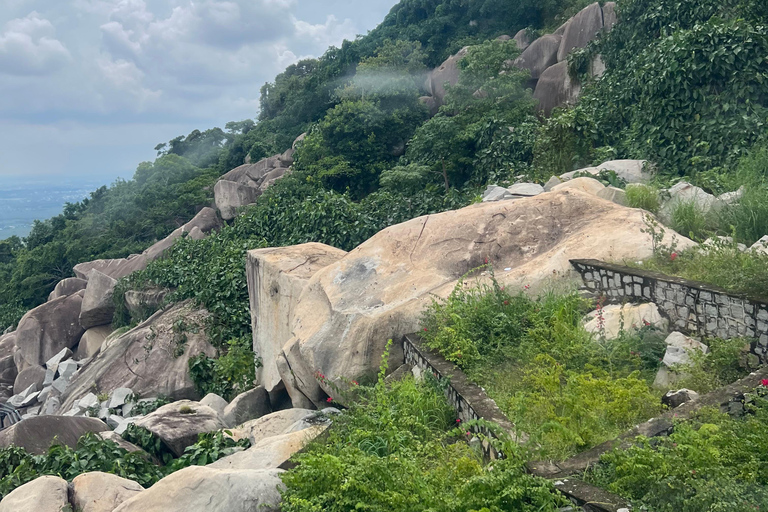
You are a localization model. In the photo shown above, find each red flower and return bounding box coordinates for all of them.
[326,397,333,403]
[670,252,678,261]
[761,379,768,387]
[456,418,462,423]
[352,381,359,386]
[423,328,428,332]
[484,257,489,264]
[503,300,509,305]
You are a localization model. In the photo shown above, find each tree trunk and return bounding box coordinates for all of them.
[441,158,450,192]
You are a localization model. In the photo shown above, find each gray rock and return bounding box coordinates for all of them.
[596,186,627,206]
[662,389,700,408]
[543,176,562,191]
[200,393,229,417]
[482,185,517,202]
[702,236,747,252]
[13,366,46,395]
[15,294,85,367]
[0,333,17,386]
[533,61,581,116]
[124,289,167,319]
[512,34,562,80]
[78,392,100,410]
[111,467,284,512]
[750,235,768,255]
[19,390,40,408]
[427,46,469,104]
[58,359,78,382]
[80,270,118,329]
[209,427,327,471]
[660,181,723,223]
[76,326,113,360]
[109,387,133,409]
[107,414,123,429]
[57,302,217,414]
[597,160,651,184]
[0,416,108,454]
[557,2,604,62]
[506,183,544,197]
[114,417,141,436]
[0,475,69,512]
[223,387,271,428]
[45,347,73,369]
[603,2,618,32]
[98,431,146,453]
[41,396,61,416]
[214,180,260,221]
[51,376,71,394]
[48,277,88,302]
[513,28,531,51]
[234,408,318,446]
[718,186,745,205]
[653,332,709,387]
[8,383,37,407]
[134,400,228,457]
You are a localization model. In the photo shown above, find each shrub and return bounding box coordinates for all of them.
[625,185,661,214]
[669,200,717,241]
[588,395,768,512]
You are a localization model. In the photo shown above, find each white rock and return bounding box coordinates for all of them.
[584,303,668,340]
[506,183,544,197]
[702,236,747,252]
[58,359,78,381]
[200,393,229,417]
[750,235,768,255]
[108,387,133,409]
[0,475,69,512]
[597,160,651,184]
[78,392,100,410]
[718,186,745,205]
[45,347,73,369]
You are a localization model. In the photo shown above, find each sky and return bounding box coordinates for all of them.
[0,0,400,185]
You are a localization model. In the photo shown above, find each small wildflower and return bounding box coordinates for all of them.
[326,397,333,403]
[456,418,462,423]
[352,381,359,386]
[761,379,768,387]
[503,300,509,305]
[670,252,678,261]
[524,284,530,290]
[423,328,428,332]
[484,257,488,264]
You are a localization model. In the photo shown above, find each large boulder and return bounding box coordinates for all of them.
[654,332,709,387]
[0,333,17,386]
[603,2,618,32]
[208,426,327,471]
[15,294,85,367]
[214,180,260,221]
[0,416,108,454]
[58,302,216,413]
[73,208,220,281]
[247,243,347,397]
[533,61,581,116]
[557,2,604,62]
[222,387,271,428]
[659,181,723,224]
[13,365,46,395]
[124,289,167,319]
[584,303,669,339]
[512,34,562,80]
[76,325,113,360]
[112,467,284,512]
[551,176,605,196]
[48,277,87,301]
[0,475,69,512]
[72,472,144,512]
[80,270,117,329]
[286,189,694,402]
[133,400,228,457]
[427,46,469,104]
[597,160,651,184]
[513,28,531,50]
[235,408,318,445]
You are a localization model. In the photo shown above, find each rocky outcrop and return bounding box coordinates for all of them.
[15,293,85,368]
[533,61,581,116]
[282,189,692,403]
[513,34,562,80]
[48,277,87,301]
[0,475,69,512]
[0,333,16,399]
[247,243,347,401]
[234,408,318,445]
[76,325,113,360]
[79,270,117,329]
[427,46,469,104]
[58,302,216,413]
[584,303,668,339]
[597,160,651,184]
[72,472,145,512]
[0,416,108,454]
[124,289,167,319]
[133,400,228,457]
[222,387,271,428]
[112,467,284,512]
[513,29,531,51]
[214,180,261,220]
[557,2,604,62]
[73,208,220,281]
[208,426,326,471]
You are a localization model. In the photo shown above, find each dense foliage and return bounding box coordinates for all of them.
[280,347,568,512]
[419,273,748,459]
[588,392,768,511]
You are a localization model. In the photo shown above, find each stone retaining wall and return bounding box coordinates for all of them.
[402,334,519,458]
[570,259,768,364]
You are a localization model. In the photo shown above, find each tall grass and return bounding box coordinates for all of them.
[625,184,661,213]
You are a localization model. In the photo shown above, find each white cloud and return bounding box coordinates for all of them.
[0,12,71,75]
[294,14,358,49]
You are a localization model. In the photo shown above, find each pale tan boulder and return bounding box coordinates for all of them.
[236,408,317,445]
[246,243,347,397]
[58,302,216,414]
[72,472,144,512]
[15,293,85,367]
[76,325,113,360]
[208,426,326,470]
[112,467,284,512]
[551,176,605,196]
[0,475,68,512]
[48,277,87,301]
[557,2,604,62]
[584,303,669,339]
[133,400,228,457]
[286,189,693,401]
